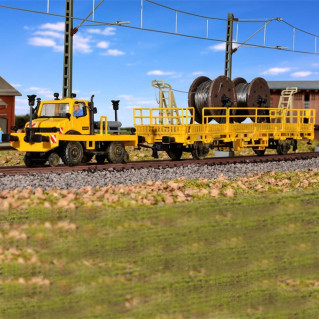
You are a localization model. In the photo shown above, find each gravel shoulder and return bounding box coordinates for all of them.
[0,157,319,191]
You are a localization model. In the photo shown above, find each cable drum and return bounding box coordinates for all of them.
[194,80,211,113]
[233,77,270,123]
[236,83,250,107]
[188,75,237,124]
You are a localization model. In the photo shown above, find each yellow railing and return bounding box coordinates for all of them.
[99,116,108,135]
[133,107,195,126]
[201,107,315,127]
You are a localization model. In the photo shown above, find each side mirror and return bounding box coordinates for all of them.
[66,113,71,120]
[93,107,97,114]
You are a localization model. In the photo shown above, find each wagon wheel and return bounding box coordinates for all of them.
[62,141,83,166]
[252,147,266,156]
[96,154,107,164]
[192,142,209,160]
[106,142,125,164]
[276,140,291,155]
[48,152,60,167]
[166,145,183,161]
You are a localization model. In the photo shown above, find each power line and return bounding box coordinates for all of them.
[74,0,105,31]
[282,19,319,37]
[0,4,318,56]
[171,88,188,94]
[145,0,227,21]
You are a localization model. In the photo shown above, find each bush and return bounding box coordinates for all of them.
[15,114,29,129]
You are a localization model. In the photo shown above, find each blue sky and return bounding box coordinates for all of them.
[0,0,319,126]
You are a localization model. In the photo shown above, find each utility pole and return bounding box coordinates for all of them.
[62,0,74,98]
[224,13,234,79]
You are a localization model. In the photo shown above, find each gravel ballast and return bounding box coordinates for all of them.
[0,158,319,191]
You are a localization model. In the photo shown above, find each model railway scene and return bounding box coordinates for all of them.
[1,0,319,318]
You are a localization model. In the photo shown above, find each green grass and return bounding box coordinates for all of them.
[1,192,319,318]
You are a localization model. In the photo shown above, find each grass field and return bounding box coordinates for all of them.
[1,191,319,318]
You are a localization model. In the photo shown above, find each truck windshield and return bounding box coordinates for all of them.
[39,103,69,117]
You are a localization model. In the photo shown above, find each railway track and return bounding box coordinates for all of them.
[0,152,319,176]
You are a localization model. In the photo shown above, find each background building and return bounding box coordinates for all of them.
[0,76,21,133]
[268,81,319,121]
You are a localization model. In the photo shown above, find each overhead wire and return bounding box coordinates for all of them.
[0,4,318,56]
[145,0,227,21]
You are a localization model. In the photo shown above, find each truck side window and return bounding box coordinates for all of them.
[73,102,86,117]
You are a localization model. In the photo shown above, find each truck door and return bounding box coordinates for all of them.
[72,102,90,134]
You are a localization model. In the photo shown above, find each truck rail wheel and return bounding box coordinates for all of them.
[62,142,83,166]
[106,142,125,164]
[24,153,35,167]
[82,152,94,163]
[96,154,107,164]
[48,152,60,167]
[122,151,130,163]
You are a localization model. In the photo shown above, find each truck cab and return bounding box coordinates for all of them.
[34,98,91,135]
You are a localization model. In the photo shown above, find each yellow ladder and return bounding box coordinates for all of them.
[276,87,298,123]
[152,80,181,125]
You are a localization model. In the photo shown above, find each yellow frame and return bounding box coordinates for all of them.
[134,107,315,151]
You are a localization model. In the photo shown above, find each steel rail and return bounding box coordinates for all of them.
[0,152,319,176]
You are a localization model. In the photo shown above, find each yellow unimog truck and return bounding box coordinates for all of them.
[2,94,137,167]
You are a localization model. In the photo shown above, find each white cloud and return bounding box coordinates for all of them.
[209,42,225,51]
[34,30,64,39]
[27,23,121,55]
[24,87,53,98]
[261,67,291,75]
[101,49,125,56]
[28,37,57,48]
[40,22,65,32]
[54,45,64,52]
[208,42,240,52]
[126,61,141,66]
[291,71,312,78]
[88,27,116,36]
[192,71,204,76]
[118,94,157,109]
[28,37,65,52]
[11,83,22,88]
[97,41,110,49]
[147,70,175,76]
[73,34,92,54]
[15,98,29,113]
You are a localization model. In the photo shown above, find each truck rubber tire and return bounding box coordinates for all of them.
[62,142,83,166]
[106,142,125,164]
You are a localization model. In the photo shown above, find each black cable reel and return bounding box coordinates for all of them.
[233,77,270,123]
[188,75,237,124]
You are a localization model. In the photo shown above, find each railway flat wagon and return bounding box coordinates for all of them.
[134,106,315,159]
